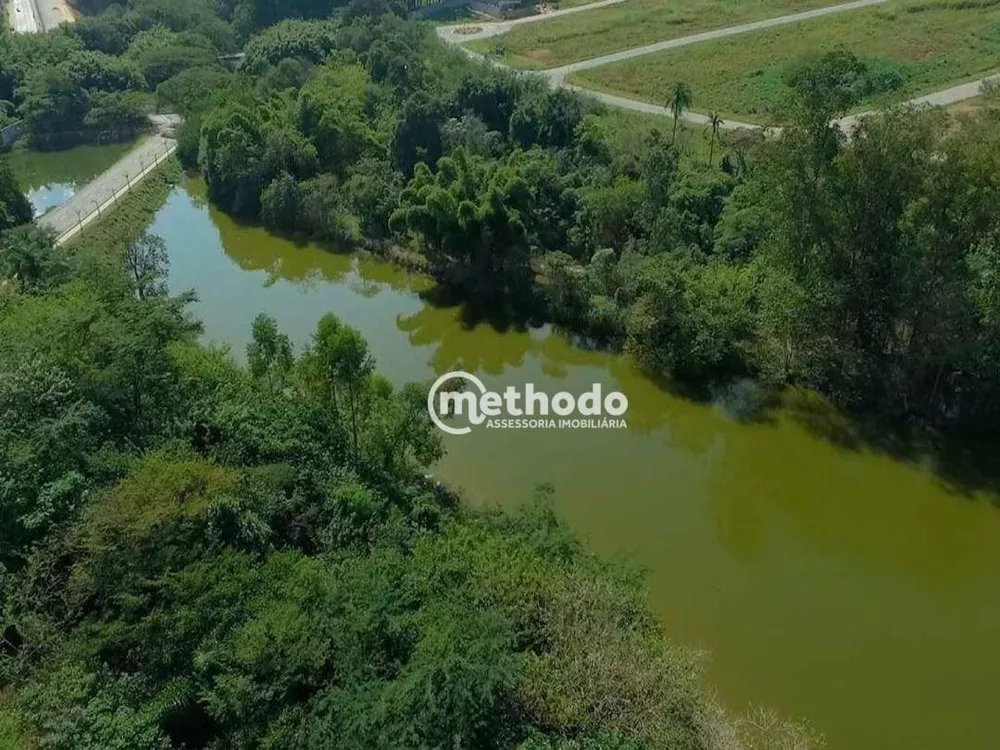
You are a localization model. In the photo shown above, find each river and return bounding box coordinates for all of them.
[6,140,135,216]
[20,152,1000,749]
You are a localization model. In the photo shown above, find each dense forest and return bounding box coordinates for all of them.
[1,209,774,746]
[189,23,999,434]
[1,0,1000,742]
[4,1,1000,433]
[0,165,824,745]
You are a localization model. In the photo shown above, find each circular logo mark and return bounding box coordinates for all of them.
[427,370,488,436]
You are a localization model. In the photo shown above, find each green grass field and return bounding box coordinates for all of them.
[588,105,721,161]
[465,0,846,69]
[569,0,1000,122]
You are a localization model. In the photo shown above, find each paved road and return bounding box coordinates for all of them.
[6,0,73,32]
[39,134,177,245]
[563,84,764,130]
[837,73,1000,131]
[543,0,888,82]
[439,0,996,131]
[571,74,1000,133]
[6,0,41,33]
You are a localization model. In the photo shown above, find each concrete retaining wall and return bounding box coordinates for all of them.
[409,0,539,18]
[409,0,468,17]
[469,0,538,18]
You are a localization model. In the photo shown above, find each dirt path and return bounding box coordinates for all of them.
[35,0,75,30]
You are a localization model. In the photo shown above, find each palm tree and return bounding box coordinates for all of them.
[667,82,693,146]
[706,112,723,165]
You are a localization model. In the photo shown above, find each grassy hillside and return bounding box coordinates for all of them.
[571,0,1000,121]
[466,0,845,68]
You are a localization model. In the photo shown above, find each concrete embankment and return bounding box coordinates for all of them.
[39,134,178,246]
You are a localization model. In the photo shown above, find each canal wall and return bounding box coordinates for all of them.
[469,0,538,18]
[39,135,177,246]
[409,0,540,19]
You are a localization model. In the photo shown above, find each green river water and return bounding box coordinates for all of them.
[20,151,1000,748]
[7,141,136,216]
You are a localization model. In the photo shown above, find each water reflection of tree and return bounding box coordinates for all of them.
[7,140,135,191]
[354,257,431,296]
[209,195,432,298]
[705,403,1000,580]
[210,201,353,286]
[394,296,740,455]
[396,303,540,376]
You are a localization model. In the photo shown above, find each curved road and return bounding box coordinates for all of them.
[438,0,999,131]
[543,0,888,82]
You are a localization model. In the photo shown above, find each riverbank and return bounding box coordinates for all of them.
[5,146,829,750]
[144,171,1000,750]
[39,135,176,245]
[6,185,786,750]
[13,58,1000,746]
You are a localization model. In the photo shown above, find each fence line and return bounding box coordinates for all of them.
[53,140,177,247]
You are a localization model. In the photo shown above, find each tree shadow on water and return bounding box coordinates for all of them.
[417,284,545,333]
[780,389,1000,502]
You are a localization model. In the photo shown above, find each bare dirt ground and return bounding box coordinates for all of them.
[37,0,75,30]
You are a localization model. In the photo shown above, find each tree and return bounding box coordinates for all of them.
[240,18,340,75]
[125,28,219,87]
[247,313,293,391]
[63,50,146,92]
[82,90,147,132]
[340,157,403,239]
[156,66,233,115]
[0,158,33,232]
[297,63,385,175]
[260,172,301,231]
[783,49,866,159]
[451,70,523,137]
[707,112,723,166]
[392,92,444,176]
[0,225,65,289]
[509,88,584,150]
[390,149,535,303]
[19,67,90,140]
[199,104,269,216]
[311,313,374,460]
[123,232,168,300]
[667,82,692,146]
